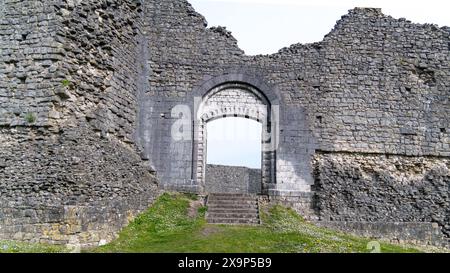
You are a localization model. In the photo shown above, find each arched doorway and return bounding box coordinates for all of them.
[193,82,276,195]
[205,117,262,194]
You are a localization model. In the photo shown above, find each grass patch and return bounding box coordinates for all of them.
[24,113,36,124]
[92,192,206,253]
[91,193,424,253]
[0,240,67,253]
[61,79,71,87]
[0,193,440,253]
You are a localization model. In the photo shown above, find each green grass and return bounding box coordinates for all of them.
[24,112,36,124]
[90,193,422,253]
[1,193,440,253]
[0,240,67,253]
[61,79,71,87]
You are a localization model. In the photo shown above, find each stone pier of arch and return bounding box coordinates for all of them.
[138,75,315,202]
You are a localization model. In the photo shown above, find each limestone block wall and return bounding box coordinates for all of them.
[0,0,62,127]
[0,0,159,246]
[53,0,144,142]
[0,125,159,246]
[205,164,261,194]
[290,9,450,157]
[313,153,450,240]
[314,221,446,246]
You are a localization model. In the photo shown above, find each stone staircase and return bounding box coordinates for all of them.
[206,193,260,225]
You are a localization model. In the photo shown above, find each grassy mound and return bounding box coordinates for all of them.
[91,193,423,253]
[2,193,444,253]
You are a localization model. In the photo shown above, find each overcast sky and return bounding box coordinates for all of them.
[192,0,450,168]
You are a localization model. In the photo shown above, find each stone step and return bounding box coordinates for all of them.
[207,208,259,214]
[207,212,259,219]
[207,218,260,225]
[208,193,256,197]
[206,193,260,225]
[208,202,258,206]
[207,200,258,206]
[208,204,258,209]
[208,196,259,201]
[209,193,254,198]
[207,204,258,210]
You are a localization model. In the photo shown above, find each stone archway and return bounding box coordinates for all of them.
[193,82,277,194]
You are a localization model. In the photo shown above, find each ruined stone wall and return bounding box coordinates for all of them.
[137,0,247,192]
[283,9,450,157]
[0,0,449,246]
[54,0,143,142]
[0,0,61,127]
[313,153,450,242]
[0,125,158,246]
[205,164,261,194]
[0,0,159,246]
[314,221,446,246]
[139,1,448,190]
[137,0,449,243]
[138,0,316,194]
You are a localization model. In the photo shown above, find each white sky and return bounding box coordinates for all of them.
[189,0,450,55]
[207,118,262,168]
[193,0,449,168]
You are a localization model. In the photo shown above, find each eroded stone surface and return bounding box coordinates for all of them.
[313,153,450,241]
[0,0,159,247]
